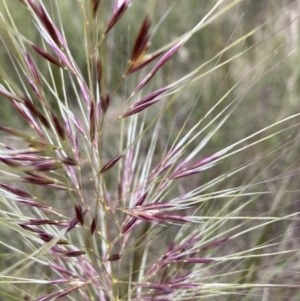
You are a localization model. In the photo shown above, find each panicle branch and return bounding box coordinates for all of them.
[0,1,298,301]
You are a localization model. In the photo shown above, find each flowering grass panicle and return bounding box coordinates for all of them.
[0,0,300,300]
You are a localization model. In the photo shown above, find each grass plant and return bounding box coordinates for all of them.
[0,0,300,300]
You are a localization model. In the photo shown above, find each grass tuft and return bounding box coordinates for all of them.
[0,0,299,300]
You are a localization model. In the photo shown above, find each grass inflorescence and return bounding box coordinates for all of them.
[0,0,300,300]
